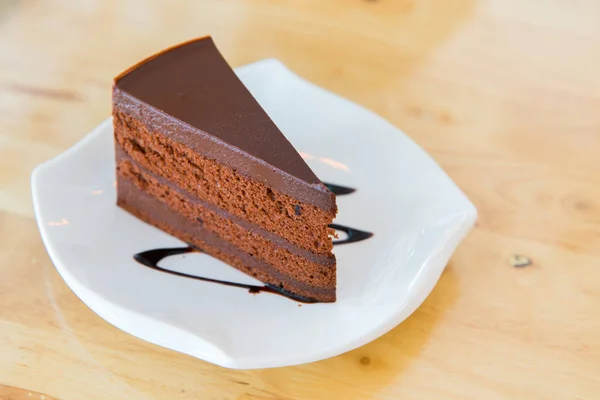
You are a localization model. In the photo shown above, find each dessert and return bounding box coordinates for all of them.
[113,36,337,302]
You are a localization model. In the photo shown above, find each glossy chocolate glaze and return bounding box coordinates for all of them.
[113,36,335,211]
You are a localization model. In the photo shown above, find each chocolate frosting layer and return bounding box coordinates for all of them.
[114,36,334,211]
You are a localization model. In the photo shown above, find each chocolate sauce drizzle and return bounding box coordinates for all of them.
[133,183,373,302]
[134,247,319,303]
[323,182,356,196]
[330,223,374,245]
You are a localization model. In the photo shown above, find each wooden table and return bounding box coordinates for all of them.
[1,0,599,399]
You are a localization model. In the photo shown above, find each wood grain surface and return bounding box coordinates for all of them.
[1,0,599,399]
[0,384,56,400]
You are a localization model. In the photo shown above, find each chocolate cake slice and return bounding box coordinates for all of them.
[113,37,337,302]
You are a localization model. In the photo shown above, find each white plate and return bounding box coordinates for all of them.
[32,59,476,369]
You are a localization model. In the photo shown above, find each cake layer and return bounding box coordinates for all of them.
[117,175,336,302]
[114,110,335,256]
[117,158,336,289]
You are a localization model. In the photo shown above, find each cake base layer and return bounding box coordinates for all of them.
[117,176,336,303]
